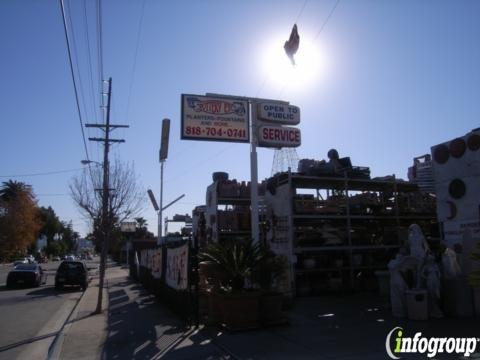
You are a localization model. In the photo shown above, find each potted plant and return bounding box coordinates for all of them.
[254,251,289,326]
[199,239,266,330]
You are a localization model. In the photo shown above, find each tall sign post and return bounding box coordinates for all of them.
[249,101,260,244]
[181,93,300,245]
[159,118,170,245]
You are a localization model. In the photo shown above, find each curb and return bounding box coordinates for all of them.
[47,286,89,360]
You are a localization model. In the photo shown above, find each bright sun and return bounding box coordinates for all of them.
[261,34,327,93]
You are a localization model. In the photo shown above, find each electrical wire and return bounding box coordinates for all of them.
[295,0,309,24]
[255,0,309,98]
[314,0,341,40]
[97,0,105,118]
[59,0,91,163]
[125,0,147,124]
[83,0,99,125]
[278,0,341,99]
[0,167,88,178]
[66,0,89,124]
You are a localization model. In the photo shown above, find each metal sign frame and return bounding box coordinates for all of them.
[180,94,250,143]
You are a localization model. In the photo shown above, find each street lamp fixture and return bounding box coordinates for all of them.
[81,160,102,166]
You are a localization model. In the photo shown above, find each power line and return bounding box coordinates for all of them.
[59,0,91,163]
[278,0,341,100]
[255,0,309,98]
[125,0,147,124]
[314,0,341,40]
[0,167,87,178]
[295,0,309,23]
[97,0,105,114]
[83,0,100,125]
[66,0,92,141]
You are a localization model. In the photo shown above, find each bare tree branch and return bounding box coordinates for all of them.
[70,158,146,230]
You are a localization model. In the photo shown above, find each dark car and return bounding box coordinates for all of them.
[55,261,89,291]
[7,263,46,288]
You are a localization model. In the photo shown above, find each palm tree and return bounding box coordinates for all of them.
[134,217,148,238]
[0,180,33,201]
[135,217,148,230]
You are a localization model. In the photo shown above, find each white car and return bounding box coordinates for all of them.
[65,255,75,261]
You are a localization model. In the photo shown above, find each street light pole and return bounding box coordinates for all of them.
[159,160,164,245]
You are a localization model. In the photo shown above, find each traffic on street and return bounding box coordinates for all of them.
[0,258,99,360]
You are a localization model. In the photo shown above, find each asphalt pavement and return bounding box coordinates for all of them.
[0,259,99,360]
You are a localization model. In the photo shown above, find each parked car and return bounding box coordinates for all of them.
[13,258,29,267]
[7,263,46,288]
[65,255,75,261]
[55,261,89,291]
[52,256,61,261]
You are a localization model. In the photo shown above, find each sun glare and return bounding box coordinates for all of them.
[261,34,327,92]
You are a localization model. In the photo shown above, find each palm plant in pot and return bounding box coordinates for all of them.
[199,239,266,330]
[254,251,289,326]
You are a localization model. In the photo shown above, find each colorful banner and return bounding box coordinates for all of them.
[140,250,147,267]
[152,248,163,279]
[166,244,189,290]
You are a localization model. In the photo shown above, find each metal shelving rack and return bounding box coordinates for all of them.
[265,171,437,293]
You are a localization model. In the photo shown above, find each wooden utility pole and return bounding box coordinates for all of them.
[86,77,128,314]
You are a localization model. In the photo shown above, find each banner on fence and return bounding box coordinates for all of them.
[152,248,163,279]
[147,249,154,270]
[140,250,147,267]
[166,244,189,290]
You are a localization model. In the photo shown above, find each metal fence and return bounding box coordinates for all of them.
[129,240,199,325]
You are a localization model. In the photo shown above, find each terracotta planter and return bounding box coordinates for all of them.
[206,290,223,326]
[260,292,287,326]
[219,291,260,331]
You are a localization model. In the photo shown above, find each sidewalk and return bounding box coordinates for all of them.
[58,264,480,359]
[55,270,108,360]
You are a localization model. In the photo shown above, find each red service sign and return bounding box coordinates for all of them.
[258,125,301,148]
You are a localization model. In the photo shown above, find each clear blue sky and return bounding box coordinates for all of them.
[1,0,479,237]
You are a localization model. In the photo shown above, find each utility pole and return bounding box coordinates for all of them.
[86,77,129,314]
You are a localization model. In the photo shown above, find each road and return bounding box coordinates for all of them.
[0,259,99,360]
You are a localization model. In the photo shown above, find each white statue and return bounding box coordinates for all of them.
[388,252,418,317]
[421,255,443,318]
[408,224,429,287]
[408,224,430,262]
[442,247,461,278]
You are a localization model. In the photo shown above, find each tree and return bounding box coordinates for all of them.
[134,217,149,238]
[38,206,62,247]
[70,158,145,313]
[0,181,41,260]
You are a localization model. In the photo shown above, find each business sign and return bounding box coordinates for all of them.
[257,103,300,125]
[159,118,170,161]
[258,125,301,148]
[166,244,189,290]
[120,221,136,233]
[181,94,249,143]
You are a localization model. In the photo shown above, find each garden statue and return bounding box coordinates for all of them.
[442,247,461,278]
[408,224,429,262]
[422,255,444,318]
[388,249,418,317]
[408,224,430,287]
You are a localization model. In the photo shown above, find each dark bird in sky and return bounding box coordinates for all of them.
[284,24,300,66]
